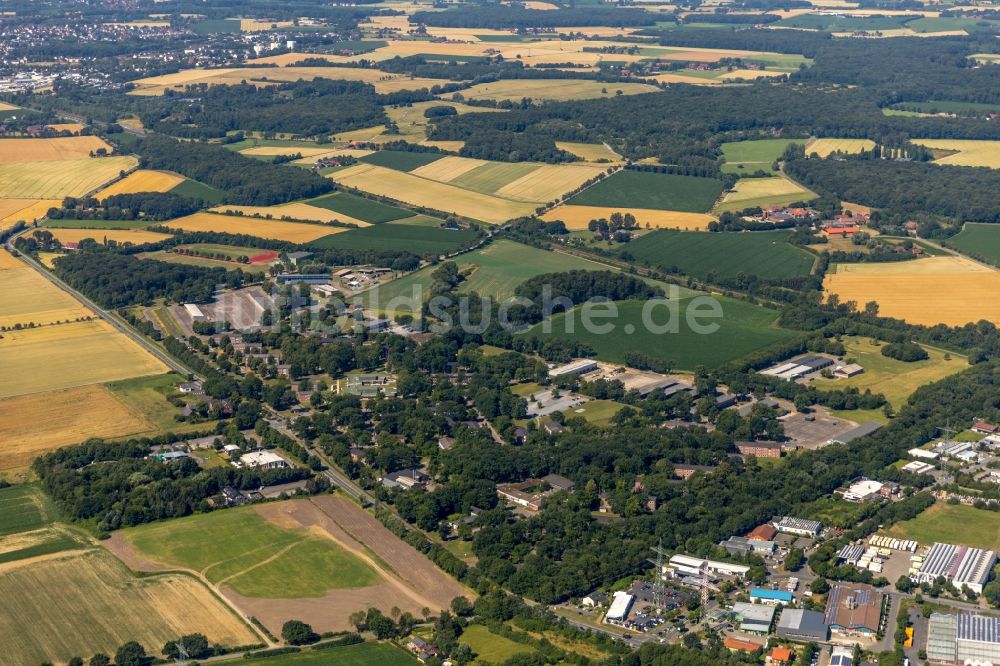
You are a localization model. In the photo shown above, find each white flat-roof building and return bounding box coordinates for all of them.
[774,516,822,536]
[548,359,599,378]
[909,447,939,460]
[667,554,750,578]
[184,303,207,322]
[238,450,289,470]
[605,591,634,623]
[902,460,935,475]
[844,480,886,502]
[731,602,776,634]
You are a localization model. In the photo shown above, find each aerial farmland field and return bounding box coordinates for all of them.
[823,256,1000,326]
[0,136,114,163]
[0,319,168,398]
[43,227,172,246]
[541,204,715,230]
[717,175,816,212]
[217,642,420,666]
[913,139,1000,168]
[805,138,876,158]
[948,223,1000,266]
[626,230,816,280]
[721,138,806,174]
[0,198,61,231]
[884,502,1000,552]
[458,78,659,102]
[0,249,93,328]
[210,202,370,226]
[307,191,416,224]
[162,211,345,242]
[567,171,724,212]
[95,169,185,199]
[310,223,477,255]
[0,156,137,199]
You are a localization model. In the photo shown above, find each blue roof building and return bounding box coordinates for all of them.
[749,588,794,605]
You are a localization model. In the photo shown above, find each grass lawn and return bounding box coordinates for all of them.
[307,191,416,224]
[811,336,966,410]
[564,399,627,427]
[885,502,1000,551]
[721,138,806,175]
[361,239,614,312]
[800,496,873,530]
[460,624,536,664]
[106,374,187,431]
[529,297,798,370]
[567,171,723,213]
[124,503,379,597]
[626,229,815,280]
[511,382,545,398]
[311,223,477,255]
[170,178,226,204]
[223,643,419,665]
[360,150,444,172]
[948,223,1000,267]
[830,407,891,426]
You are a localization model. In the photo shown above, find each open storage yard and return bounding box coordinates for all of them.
[823,256,1000,326]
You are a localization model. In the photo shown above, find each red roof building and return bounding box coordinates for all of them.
[747,523,778,541]
[724,637,762,654]
[769,646,794,663]
[824,226,859,236]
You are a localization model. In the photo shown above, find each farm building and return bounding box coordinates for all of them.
[827,421,883,445]
[731,602,776,634]
[834,363,865,378]
[736,441,783,458]
[237,450,288,470]
[184,303,207,323]
[911,543,997,594]
[774,516,822,537]
[824,583,884,637]
[605,591,634,623]
[927,612,1000,665]
[548,359,599,378]
[749,588,793,605]
[776,608,829,642]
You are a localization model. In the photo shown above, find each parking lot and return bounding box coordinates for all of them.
[524,389,588,418]
[781,408,864,449]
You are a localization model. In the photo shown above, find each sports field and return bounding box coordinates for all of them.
[162,212,345,242]
[0,156,136,199]
[363,239,613,311]
[458,78,658,102]
[717,175,816,212]
[948,223,1000,266]
[626,230,816,280]
[210,202,369,226]
[884,502,1000,551]
[530,297,797,370]
[0,320,168,398]
[308,191,416,224]
[124,507,379,598]
[0,384,154,474]
[0,136,113,163]
[330,164,538,224]
[1,549,259,666]
[805,138,876,158]
[823,256,1000,326]
[0,248,93,328]
[541,204,715,230]
[95,169,185,199]
[44,227,172,246]
[913,139,1000,168]
[811,336,964,409]
[567,171,724,213]
[721,138,806,174]
[311,223,477,256]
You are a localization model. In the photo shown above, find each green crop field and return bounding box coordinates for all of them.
[885,502,1000,551]
[906,16,1000,33]
[123,504,379,598]
[778,13,913,31]
[450,161,539,194]
[308,191,416,224]
[0,485,54,537]
[460,624,536,664]
[626,230,815,280]
[220,642,419,666]
[529,297,798,370]
[311,223,477,255]
[890,100,1000,115]
[721,139,806,175]
[949,223,1000,266]
[811,336,965,409]
[362,239,615,312]
[567,171,723,213]
[170,178,226,204]
[360,150,444,172]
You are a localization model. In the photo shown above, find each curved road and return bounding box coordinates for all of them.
[4,231,198,379]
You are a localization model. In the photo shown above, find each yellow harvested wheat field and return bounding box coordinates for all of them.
[0,156,137,199]
[721,176,813,205]
[45,123,86,134]
[459,79,659,102]
[806,138,876,158]
[0,320,168,398]
[162,212,345,242]
[556,142,623,163]
[495,163,606,202]
[1,549,259,666]
[240,18,293,31]
[0,249,93,328]
[542,205,715,230]
[410,156,489,182]
[291,148,375,165]
[0,385,153,473]
[823,257,1000,326]
[646,72,722,85]
[331,164,538,224]
[719,69,788,80]
[96,169,185,199]
[239,145,340,158]
[44,227,172,246]
[913,139,1000,168]
[210,203,370,226]
[0,198,61,231]
[0,102,19,111]
[0,136,113,163]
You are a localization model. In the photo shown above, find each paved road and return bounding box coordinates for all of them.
[4,235,198,379]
